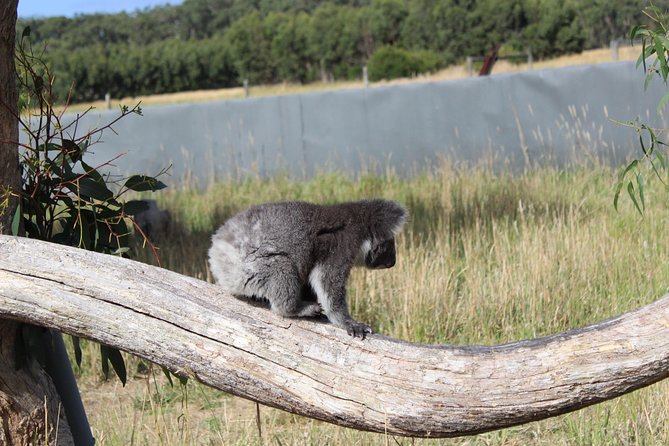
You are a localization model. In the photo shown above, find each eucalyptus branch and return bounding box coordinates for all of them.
[8,26,169,384]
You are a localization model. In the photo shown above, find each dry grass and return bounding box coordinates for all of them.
[65,45,639,113]
[72,160,669,445]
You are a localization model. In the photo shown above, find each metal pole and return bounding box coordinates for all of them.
[44,330,95,446]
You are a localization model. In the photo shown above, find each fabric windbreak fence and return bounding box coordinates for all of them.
[46,61,668,185]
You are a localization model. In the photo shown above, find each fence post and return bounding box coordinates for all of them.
[104,92,111,110]
[611,39,619,61]
[243,79,249,98]
[363,65,369,88]
[466,56,473,77]
[527,49,533,70]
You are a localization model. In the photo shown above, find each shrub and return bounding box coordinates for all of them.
[367,45,441,81]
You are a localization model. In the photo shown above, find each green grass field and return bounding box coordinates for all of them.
[72,160,669,445]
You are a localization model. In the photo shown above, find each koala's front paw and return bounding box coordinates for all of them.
[345,321,373,339]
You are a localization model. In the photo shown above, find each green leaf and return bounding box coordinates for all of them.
[123,175,167,192]
[71,336,82,368]
[79,177,114,201]
[80,161,106,184]
[638,39,649,71]
[100,345,110,379]
[656,149,667,171]
[49,153,75,179]
[620,159,639,180]
[658,91,669,113]
[644,72,654,90]
[613,180,624,211]
[653,35,669,81]
[177,374,189,387]
[62,139,82,162]
[24,219,41,238]
[11,205,21,236]
[76,209,92,250]
[637,172,646,211]
[106,347,127,386]
[639,132,649,155]
[627,182,643,215]
[162,366,175,387]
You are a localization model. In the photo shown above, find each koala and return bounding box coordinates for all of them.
[134,199,171,241]
[208,199,407,338]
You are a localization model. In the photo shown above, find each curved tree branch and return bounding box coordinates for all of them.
[0,234,668,438]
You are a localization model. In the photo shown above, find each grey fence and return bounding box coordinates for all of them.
[57,60,668,185]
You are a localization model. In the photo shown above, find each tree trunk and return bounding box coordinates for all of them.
[0,3,73,444]
[0,0,19,234]
[3,234,669,438]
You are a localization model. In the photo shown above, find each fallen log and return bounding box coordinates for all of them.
[0,234,668,438]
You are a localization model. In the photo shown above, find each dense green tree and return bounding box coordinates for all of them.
[399,0,436,52]
[308,3,367,80]
[267,12,314,82]
[225,11,275,84]
[523,0,584,57]
[576,0,647,47]
[367,0,408,46]
[16,0,669,102]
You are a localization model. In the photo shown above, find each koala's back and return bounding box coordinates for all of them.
[209,202,318,294]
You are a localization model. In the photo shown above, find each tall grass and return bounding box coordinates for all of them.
[75,161,669,445]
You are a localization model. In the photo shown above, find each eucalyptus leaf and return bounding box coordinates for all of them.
[11,205,21,236]
[123,175,167,192]
[106,347,127,386]
[78,177,114,201]
[100,345,110,380]
[71,335,82,368]
[627,182,643,215]
[80,160,106,184]
[162,366,175,387]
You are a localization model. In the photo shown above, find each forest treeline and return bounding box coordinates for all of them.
[18,0,664,103]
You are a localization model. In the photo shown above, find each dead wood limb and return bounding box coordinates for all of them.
[1,234,668,437]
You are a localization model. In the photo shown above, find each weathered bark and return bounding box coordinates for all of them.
[1,234,669,438]
[0,0,19,234]
[0,4,74,444]
[0,324,73,445]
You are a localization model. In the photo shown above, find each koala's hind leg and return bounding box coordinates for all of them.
[254,257,322,318]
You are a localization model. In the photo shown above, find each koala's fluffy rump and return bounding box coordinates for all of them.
[208,199,407,338]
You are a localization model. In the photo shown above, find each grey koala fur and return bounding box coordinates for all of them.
[208,199,407,338]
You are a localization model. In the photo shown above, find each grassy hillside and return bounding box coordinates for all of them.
[71,160,669,445]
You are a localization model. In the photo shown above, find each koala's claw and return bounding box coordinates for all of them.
[346,322,373,339]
